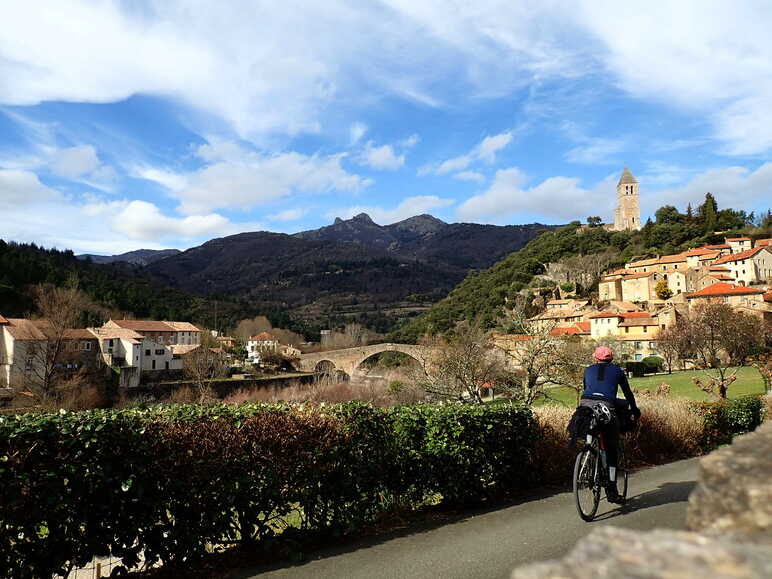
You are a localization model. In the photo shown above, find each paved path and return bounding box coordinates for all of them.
[238,458,698,579]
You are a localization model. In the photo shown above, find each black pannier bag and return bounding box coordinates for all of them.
[614,398,635,433]
[567,405,595,447]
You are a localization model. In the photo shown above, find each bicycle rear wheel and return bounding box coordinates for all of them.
[573,444,600,521]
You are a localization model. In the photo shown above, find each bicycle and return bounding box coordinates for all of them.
[572,428,628,522]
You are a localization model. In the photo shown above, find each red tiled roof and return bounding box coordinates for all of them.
[3,318,48,341]
[687,282,766,298]
[620,311,653,318]
[713,247,766,265]
[550,321,591,336]
[704,244,731,250]
[0,314,8,325]
[608,268,631,275]
[755,238,771,247]
[764,291,772,303]
[684,248,715,257]
[622,272,655,280]
[658,253,687,264]
[63,329,97,340]
[163,321,202,332]
[250,332,276,341]
[726,237,751,242]
[589,312,620,319]
[708,265,730,271]
[109,320,176,332]
[628,257,660,267]
[709,273,734,281]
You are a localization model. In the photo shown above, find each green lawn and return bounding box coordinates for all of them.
[536,366,766,407]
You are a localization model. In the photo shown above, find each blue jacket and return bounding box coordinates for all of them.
[582,362,637,409]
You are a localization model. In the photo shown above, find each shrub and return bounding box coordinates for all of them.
[0,402,537,577]
[390,403,536,503]
[691,395,764,449]
[625,361,646,377]
[641,356,664,374]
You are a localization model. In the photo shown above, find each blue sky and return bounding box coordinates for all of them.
[1,1,771,254]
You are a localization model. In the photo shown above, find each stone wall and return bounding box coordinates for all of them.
[513,407,772,579]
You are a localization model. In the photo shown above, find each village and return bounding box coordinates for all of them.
[508,234,772,363]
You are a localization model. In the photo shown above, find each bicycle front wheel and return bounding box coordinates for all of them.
[573,445,600,521]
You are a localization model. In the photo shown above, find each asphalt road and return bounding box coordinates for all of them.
[238,458,699,579]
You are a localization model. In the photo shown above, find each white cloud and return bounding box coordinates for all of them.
[350,122,368,145]
[168,142,371,214]
[565,138,625,165]
[429,131,513,176]
[357,142,405,171]
[457,168,616,222]
[0,168,61,206]
[0,2,588,140]
[111,200,236,240]
[269,208,308,222]
[400,134,420,148]
[646,163,772,214]
[329,195,454,224]
[453,171,486,183]
[49,145,100,179]
[578,2,772,155]
[132,165,189,192]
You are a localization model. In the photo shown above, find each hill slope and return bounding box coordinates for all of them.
[77,248,181,266]
[391,198,763,342]
[145,214,556,331]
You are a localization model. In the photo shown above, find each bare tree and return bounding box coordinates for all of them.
[560,249,620,291]
[413,321,504,404]
[183,332,227,402]
[23,284,89,402]
[320,323,372,351]
[672,303,767,399]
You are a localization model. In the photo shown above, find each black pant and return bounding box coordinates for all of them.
[598,415,620,469]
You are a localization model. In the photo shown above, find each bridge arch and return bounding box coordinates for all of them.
[298,343,435,377]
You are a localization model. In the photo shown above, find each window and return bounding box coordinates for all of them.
[152,360,156,370]
[634,342,641,349]
[625,327,629,334]
[649,342,657,349]
[155,349,165,355]
[635,353,643,361]
[81,341,92,351]
[145,349,151,356]
[165,361,169,370]
[643,326,647,333]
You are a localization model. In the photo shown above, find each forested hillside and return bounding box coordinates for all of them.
[391,196,770,343]
[0,240,306,334]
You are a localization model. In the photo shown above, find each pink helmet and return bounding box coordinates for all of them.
[594,346,614,361]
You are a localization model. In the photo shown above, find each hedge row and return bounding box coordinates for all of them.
[0,402,536,578]
[0,397,763,578]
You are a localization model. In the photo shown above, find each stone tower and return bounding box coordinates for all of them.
[613,167,641,231]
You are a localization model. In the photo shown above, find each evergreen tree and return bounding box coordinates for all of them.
[699,192,718,234]
[686,203,694,222]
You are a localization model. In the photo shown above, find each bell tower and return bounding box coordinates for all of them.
[613,167,641,231]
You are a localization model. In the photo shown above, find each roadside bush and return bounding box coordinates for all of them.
[692,395,764,449]
[390,403,536,503]
[0,402,536,577]
[641,356,664,374]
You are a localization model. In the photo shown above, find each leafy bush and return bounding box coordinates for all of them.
[390,403,536,503]
[0,402,536,577]
[641,356,665,373]
[691,396,764,449]
[625,361,646,377]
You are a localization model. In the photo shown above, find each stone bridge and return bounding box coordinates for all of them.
[296,343,436,377]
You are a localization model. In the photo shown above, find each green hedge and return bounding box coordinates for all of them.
[692,395,765,449]
[0,402,535,578]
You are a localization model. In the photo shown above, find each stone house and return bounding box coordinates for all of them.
[710,247,772,286]
[685,282,766,309]
[0,317,102,389]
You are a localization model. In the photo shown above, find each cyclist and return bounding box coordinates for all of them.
[580,345,640,504]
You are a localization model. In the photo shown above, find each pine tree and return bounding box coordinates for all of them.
[686,203,694,222]
[700,192,718,234]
